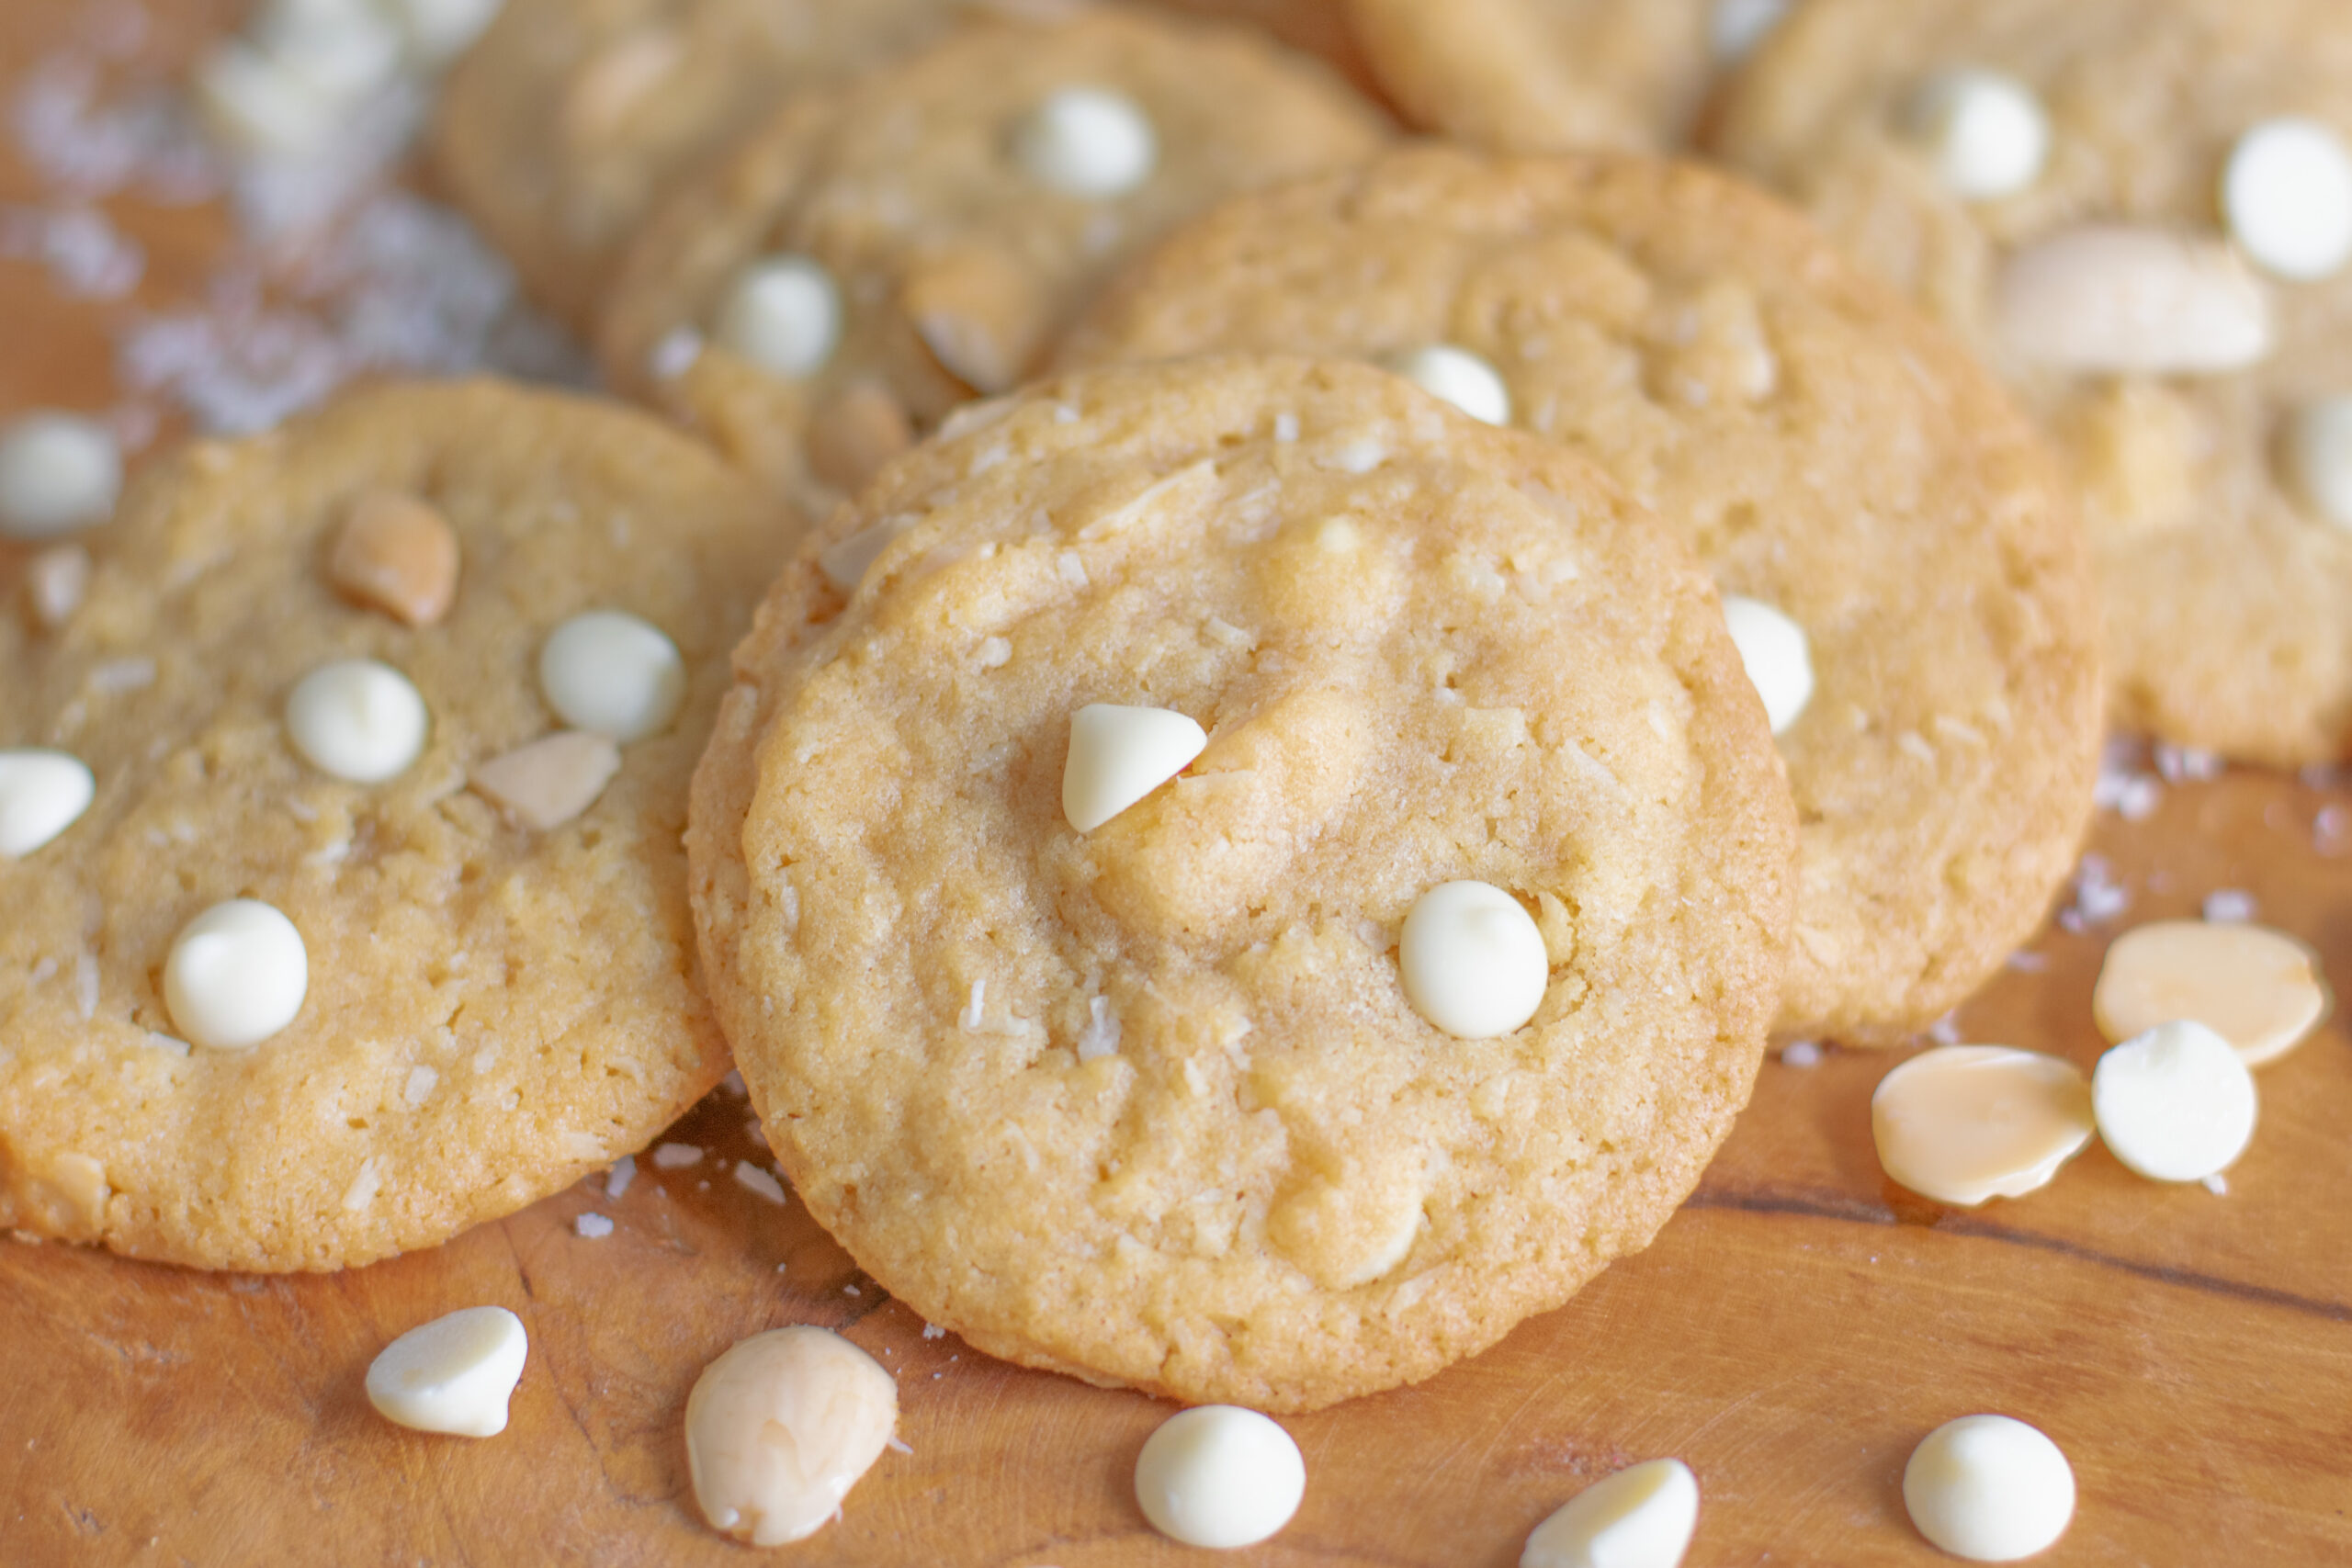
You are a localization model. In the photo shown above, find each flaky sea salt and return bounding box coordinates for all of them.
[2056,854,2129,932]
[2202,889,2257,924]
[574,1212,615,1239]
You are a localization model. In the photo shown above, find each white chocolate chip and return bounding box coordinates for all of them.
[329,490,460,626]
[685,1326,899,1547]
[193,38,345,158]
[714,254,842,380]
[1718,595,1814,735]
[1871,1046,2095,1207]
[1012,86,1157,197]
[2093,920,2330,1067]
[2222,118,2352,282]
[1387,344,1512,426]
[286,659,431,784]
[381,0,505,65]
[164,898,309,1051]
[365,1306,528,1438]
[2091,1020,2258,1181]
[1521,1458,1701,1568]
[470,731,621,830]
[25,544,91,629]
[538,610,685,742]
[1061,703,1207,833]
[1903,1415,2075,1562]
[1134,1405,1305,1550]
[1710,0,1787,64]
[1996,226,2274,375]
[1903,69,2051,200]
[1398,881,1549,1041]
[0,750,95,857]
[0,413,121,540]
[2280,396,2352,530]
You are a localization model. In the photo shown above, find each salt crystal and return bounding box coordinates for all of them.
[1779,1040,1822,1068]
[921,1324,945,1340]
[2201,1173,2230,1197]
[2202,889,2256,924]
[2154,743,2224,784]
[2056,854,2128,932]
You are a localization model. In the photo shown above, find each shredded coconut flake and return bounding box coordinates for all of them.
[650,1142,703,1170]
[1075,995,1121,1061]
[732,1161,786,1204]
[604,1154,636,1200]
[75,949,98,1021]
[401,1065,438,1107]
[88,657,155,693]
[960,978,987,1032]
[144,1032,190,1058]
[341,1156,383,1213]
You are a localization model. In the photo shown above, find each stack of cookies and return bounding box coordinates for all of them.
[59,0,2350,1427]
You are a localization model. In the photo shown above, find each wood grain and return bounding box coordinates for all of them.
[3,5,2349,1563]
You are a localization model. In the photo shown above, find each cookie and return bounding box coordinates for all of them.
[429,0,975,332]
[595,6,1391,516]
[1712,0,2352,763]
[691,355,1796,1411]
[1061,149,2103,1041]
[1345,0,1772,154]
[0,379,797,1270]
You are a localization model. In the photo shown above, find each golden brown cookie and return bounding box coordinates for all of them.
[1061,149,2103,1041]
[1712,0,2352,763]
[1345,0,1771,153]
[691,356,1795,1411]
[0,380,797,1270]
[429,0,972,332]
[595,6,1391,515]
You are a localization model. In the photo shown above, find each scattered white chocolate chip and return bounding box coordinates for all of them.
[329,491,460,626]
[193,39,344,159]
[0,413,121,539]
[1904,1415,2075,1562]
[286,659,431,784]
[1711,0,1787,63]
[1521,1458,1701,1568]
[0,750,96,857]
[2092,1020,2258,1182]
[714,254,843,380]
[1012,86,1158,197]
[1387,344,1512,426]
[2222,118,2352,282]
[164,899,309,1051]
[538,610,685,742]
[2093,919,2330,1067]
[2281,396,2352,530]
[685,1326,899,1547]
[1134,1405,1305,1550]
[1061,703,1208,833]
[1718,595,1814,735]
[1996,226,2274,375]
[1903,69,2051,200]
[365,1306,529,1438]
[25,544,90,629]
[1871,1046,2095,1207]
[470,731,621,830]
[1399,881,1549,1041]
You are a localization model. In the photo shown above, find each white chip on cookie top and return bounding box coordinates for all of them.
[1387,344,1512,426]
[2091,1020,2257,1182]
[1399,881,1549,1041]
[1012,86,1158,198]
[1521,1458,1701,1568]
[1902,68,2051,201]
[715,255,844,380]
[1061,703,1207,832]
[1134,1405,1306,1550]
[365,1305,529,1438]
[538,610,686,742]
[286,659,431,784]
[2281,395,2352,530]
[0,749,96,857]
[1718,595,1813,735]
[1871,1045,2095,1207]
[2222,118,2352,282]
[164,898,310,1051]
[0,413,122,540]
[1904,1415,2075,1562]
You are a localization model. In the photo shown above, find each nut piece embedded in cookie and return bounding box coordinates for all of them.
[1871,1045,2095,1207]
[1903,1415,2075,1562]
[470,731,622,830]
[164,898,310,1051]
[1061,703,1208,832]
[684,1326,898,1548]
[329,490,461,627]
[2092,919,2331,1067]
[366,1305,529,1438]
[1521,1457,1702,1568]
[1135,1405,1306,1550]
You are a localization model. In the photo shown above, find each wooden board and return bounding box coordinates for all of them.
[3,5,2348,1562]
